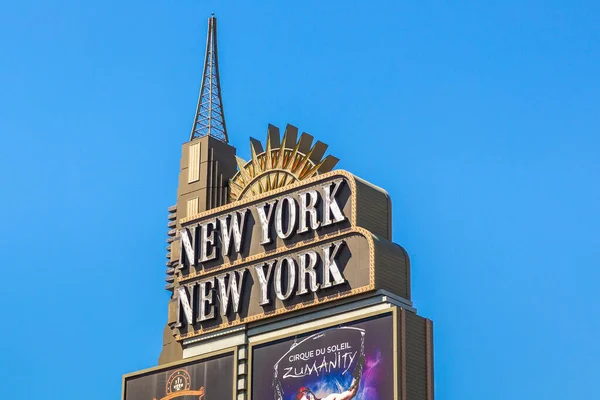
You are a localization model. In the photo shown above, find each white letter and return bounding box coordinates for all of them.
[216,269,247,316]
[321,240,346,288]
[200,219,217,263]
[296,250,319,295]
[176,284,195,327]
[197,278,216,322]
[179,227,196,267]
[274,257,296,300]
[219,209,248,256]
[298,190,320,234]
[256,201,277,244]
[275,196,297,239]
[255,261,275,305]
[322,179,346,227]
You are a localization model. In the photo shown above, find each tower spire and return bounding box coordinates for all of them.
[190,14,228,143]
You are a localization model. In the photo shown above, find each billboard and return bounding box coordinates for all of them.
[124,351,235,400]
[251,313,395,400]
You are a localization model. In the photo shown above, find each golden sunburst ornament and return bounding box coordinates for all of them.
[229,124,339,201]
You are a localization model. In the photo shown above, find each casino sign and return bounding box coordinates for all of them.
[167,128,410,341]
[123,14,434,400]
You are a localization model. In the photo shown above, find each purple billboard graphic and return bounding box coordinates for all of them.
[252,314,394,400]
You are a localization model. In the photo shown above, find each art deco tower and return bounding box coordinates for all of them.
[160,14,238,364]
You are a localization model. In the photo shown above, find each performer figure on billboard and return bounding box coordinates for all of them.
[274,332,365,400]
[291,332,365,400]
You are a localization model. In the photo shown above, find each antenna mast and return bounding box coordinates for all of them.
[189,14,228,142]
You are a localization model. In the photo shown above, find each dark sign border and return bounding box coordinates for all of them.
[122,347,237,400]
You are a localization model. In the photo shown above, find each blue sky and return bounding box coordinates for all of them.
[1,1,599,399]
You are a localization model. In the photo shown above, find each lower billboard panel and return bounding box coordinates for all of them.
[251,313,395,400]
[124,351,235,400]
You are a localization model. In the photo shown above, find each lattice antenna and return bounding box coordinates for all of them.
[189,14,228,142]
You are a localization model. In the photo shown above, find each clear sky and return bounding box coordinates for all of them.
[1,1,598,399]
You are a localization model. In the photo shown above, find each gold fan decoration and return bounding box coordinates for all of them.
[229,124,339,201]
